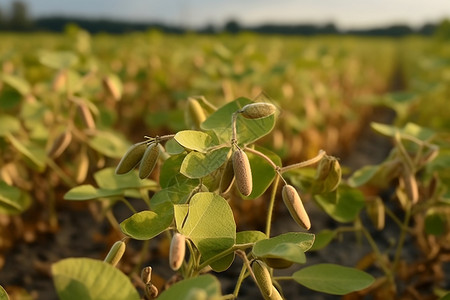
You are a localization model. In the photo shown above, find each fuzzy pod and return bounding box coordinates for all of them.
[252,260,273,297]
[367,198,385,230]
[187,98,206,129]
[48,130,72,159]
[403,172,419,204]
[169,233,186,271]
[313,156,341,193]
[240,102,276,119]
[115,142,147,175]
[282,185,311,230]
[102,76,121,101]
[267,286,283,300]
[141,266,152,285]
[138,143,160,179]
[77,102,96,131]
[219,158,235,194]
[104,240,126,267]
[232,149,253,197]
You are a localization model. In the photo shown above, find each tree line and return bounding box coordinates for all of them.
[0,1,447,37]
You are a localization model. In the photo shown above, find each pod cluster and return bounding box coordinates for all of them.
[115,140,160,179]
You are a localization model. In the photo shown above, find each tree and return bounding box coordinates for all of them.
[9,1,31,31]
[224,19,240,34]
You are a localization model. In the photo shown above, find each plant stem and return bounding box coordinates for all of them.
[244,147,278,170]
[384,205,412,233]
[393,204,411,272]
[360,225,393,282]
[233,264,249,299]
[280,150,326,173]
[231,112,238,144]
[119,198,137,214]
[265,175,280,238]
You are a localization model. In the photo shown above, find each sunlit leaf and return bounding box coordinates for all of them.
[174,192,236,265]
[120,204,173,240]
[94,168,157,190]
[52,258,139,300]
[174,130,218,153]
[88,131,130,158]
[201,97,276,145]
[236,230,267,244]
[39,51,79,69]
[1,74,30,95]
[0,115,20,136]
[0,285,9,300]
[6,134,46,172]
[293,264,375,295]
[0,181,31,215]
[63,185,122,201]
[157,275,221,300]
[309,230,337,251]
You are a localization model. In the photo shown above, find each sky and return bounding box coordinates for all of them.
[1,0,450,30]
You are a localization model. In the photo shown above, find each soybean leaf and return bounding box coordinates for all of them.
[88,131,130,158]
[0,181,31,215]
[39,51,79,69]
[425,211,446,236]
[236,230,267,244]
[245,146,281,199]
[201,97,276,145]
[309,230,337,251]
[252,232,315,264]
[174,192,236,265]
[164,138,185,155]
[371,122,435,141]
[120,204,173,240]
[209,253,235,273]
[347,165,380,187]
[150,179,198,208]
[159,154,186,188]
[174,130,218,153]
[1,74,30,95]
[0,285,9,300]
[6,134,46,172]
[314,185,365,223]
[0,115,20,136]
[94,168,157,190]
[180,147,229,179]
[293,264,375,295]
[157,275,221,300]
[52,258,139,300]
[63,185,122,201]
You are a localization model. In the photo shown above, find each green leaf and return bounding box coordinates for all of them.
[1,74,30,95]
[88,131,130,158]
[157,275,221,300]
[6,134,46,172]
[425,211,446,236]
[0,181,31,215]
[314,186,365,223]
[245,146,281,199]
[347,165,380,187]
[164,138,185,155]
[0,115,20,136]
[236,230,267,244]
[440,293,450,300]
[209,253,235,273]
[150,179,198,208]
[159,154,186,188]
[120,205,173,240]
[39,51,79,69]
[174,192,236,264]
[293,264,375,295]
[174,130,217,153]
[201,97,276,145]
[252,232,315,264]
[371,122,435,141]
[180,147,230,179]
[94,168,157,190]
[309,230,337,251]
[63,185,122,201]
[52,258,139,300]
[0,285,9,300]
